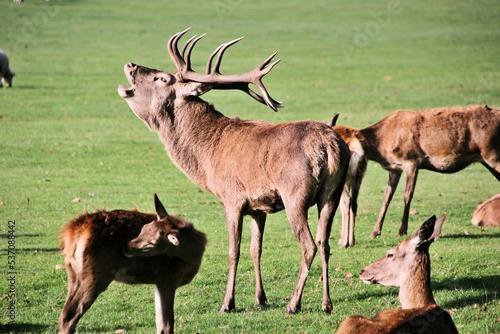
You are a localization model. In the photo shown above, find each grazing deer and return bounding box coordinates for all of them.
[471,194,500,227]
[59,194,207,334]
[118,28,350,314]
[336,213,459,334]
[329,105,500,246]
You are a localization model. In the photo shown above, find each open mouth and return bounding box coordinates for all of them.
[117,62,136,98]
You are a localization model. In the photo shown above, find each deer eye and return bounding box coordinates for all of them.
[386,253,394,258]
[160,77,167,83]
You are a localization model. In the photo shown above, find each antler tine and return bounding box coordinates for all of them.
[183,34,206,72]
[168,28,191,71]
[248,51,283,111]
[206,44,225,75]
[212,37,244,74]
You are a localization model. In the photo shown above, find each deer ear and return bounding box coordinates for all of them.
[416,215,437,247]
[167,234,179,246]
[154,193,169,220]
[326,113,339,127]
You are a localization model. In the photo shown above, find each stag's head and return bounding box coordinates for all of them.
[124,194,186,257]
[118,28,283,129]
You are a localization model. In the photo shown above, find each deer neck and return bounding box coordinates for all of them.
[399,252,436,309]
[156,98,230,191]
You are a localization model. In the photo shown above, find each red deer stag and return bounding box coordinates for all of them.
[118,28,350,314]
[471,194,500,227]
[59,194,207,334]
[336,213,458,334]
[329,105,500,246]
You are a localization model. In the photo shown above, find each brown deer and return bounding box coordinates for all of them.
[336,213,459,334]
[118,28,350,314]
[329,105,500,246]
[59,194,207,334]
[471,194,500,227]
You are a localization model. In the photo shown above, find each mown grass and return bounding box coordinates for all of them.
[1,0,499,333]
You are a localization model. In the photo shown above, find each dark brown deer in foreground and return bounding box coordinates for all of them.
[336,213,458,334]
[118,28,350,314]
[59,194,207,334]
[329,105,500,246]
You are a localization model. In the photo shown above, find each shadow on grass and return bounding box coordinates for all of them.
[440,232,500,240]
[436,274,499,309]
[0,323,50,333]
[339,274,498,309]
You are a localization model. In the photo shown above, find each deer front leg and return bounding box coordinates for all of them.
[285,205,316,314]
[250,212,268,308]
[155,284,175,334]
[398,168,419,237]
[219,208,244,313]
[370,170,402,238]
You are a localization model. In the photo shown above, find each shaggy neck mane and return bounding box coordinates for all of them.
[156,98,231,191]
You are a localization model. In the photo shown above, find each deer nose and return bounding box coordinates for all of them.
[359,269,365,276]
[126,62,136,68]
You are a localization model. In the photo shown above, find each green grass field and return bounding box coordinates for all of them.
[1,0,499,333]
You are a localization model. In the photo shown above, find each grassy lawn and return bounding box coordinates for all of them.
[1,0,499,333]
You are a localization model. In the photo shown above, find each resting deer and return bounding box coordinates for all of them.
[118,28,350,314]
[59,194,207,334]
[336,213,458,334]
[471,194,500,227]
[329,105,500,247]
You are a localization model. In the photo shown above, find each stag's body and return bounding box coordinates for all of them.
[59,195,206,334]
[332,105,500,245]
[336,214,458,334]
[119,29,349,314]
[471,194,500,227]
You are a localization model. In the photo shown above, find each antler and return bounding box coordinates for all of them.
[167,28,283,111]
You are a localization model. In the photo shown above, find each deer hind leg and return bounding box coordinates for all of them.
[398,168,419,237]
[316,187,343,314]
[59,267,111,334]
[338,185,352,248]
[482,161,500,181]
[284,203,316,315]
[250,212,268,308]
[370,170,402,238]
[219,208,244,313]
[155,284,175,334]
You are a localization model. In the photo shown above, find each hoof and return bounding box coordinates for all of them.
[219,304,235,314]
[286,304,301,315]
[369,232,380,239]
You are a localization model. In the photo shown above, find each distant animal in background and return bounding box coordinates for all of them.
[0,49,15,88]
[13,0,24,3]
[336,213,458,334]
[58,194,207,334]
[471,194,500,227]
[118,28,349,315]
[328,105,500,247]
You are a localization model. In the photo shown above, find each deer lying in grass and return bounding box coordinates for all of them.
[59,194,207,334]
[329,105,500,247]
[336,213,458,334]
[471,194,500,227]
[118,28,350,314]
